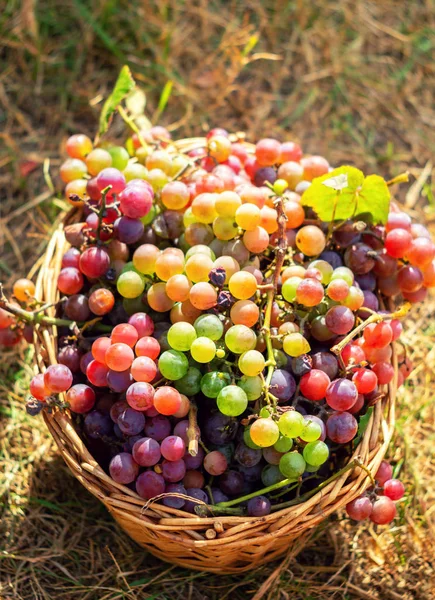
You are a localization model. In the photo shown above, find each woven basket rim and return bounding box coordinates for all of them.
[30,137,397,572]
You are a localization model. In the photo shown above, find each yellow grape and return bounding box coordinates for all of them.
[230,300,260,327]
[213,216,238,241]
[213,256,240,284]
[295,225,326,256]
[228,271,258,300]
[166,274,192,302]
[243,226,270,254]
[215,191,242,217]
[259,205,279,234]
[189,282,217,310]
[133,244,160,275]
[191,193,219,224]
[235,203,261,231]
[185,254,214,283]
[147,282,174,312]
[155,253,185,281]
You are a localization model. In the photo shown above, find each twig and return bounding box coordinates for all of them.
[187,400,199,457]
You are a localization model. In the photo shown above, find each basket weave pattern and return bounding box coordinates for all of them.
[31,139,397,573]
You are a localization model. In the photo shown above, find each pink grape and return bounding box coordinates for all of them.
[132,437,161,467]
[346,495,373,520]
[370,496,396,524]
[161,435,185,461]
[383,479,405,500]
[66,384,95,413]
[109,452,139,484]
[43,364,73,393]
[126,382,155,411]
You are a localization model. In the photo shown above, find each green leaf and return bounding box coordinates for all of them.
[301,166,390,224]
[98,66,136,136]
[157,80,173,116]
[354,407,374,446]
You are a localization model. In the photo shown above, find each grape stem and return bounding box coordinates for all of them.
[216,476,297,509]
[331,302,411,357]
[269,456,372,512]
[187,399,199,457]
[0,285,112,332]
[262,195,288,405]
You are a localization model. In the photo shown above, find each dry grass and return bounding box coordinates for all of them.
[1,1,435,598]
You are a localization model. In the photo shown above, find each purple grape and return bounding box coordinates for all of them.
[173,420,189,445]
[311,352,338,380]
[64,294,91,321]
[269,369,296,403]
[136,471,165,499]
[114,424,124,439]
[84,411,113,439]
[184,488,209,513]
[118,408,145,435]
[209,488,229,504]
[254,167,276,187]
[291,354,312,376]
[144,415,171,441]
[162,459,187,482]
[262,446,283,465]
[132,437,161,466]
[162,483,187,509]
[183,446,205,470]
[247,495,271,516]
[123,434,143,453]
[319,250,343,269]
[107,369,133,392]
[355,271,376,291]
[358,290,379,319]
[114,216,144,244]
[219,470,244,496]
[344,243,375,274]
[202,413,238,445]
[80,351,93,375]
[109,452,139,484]
[326,411,358,443]
[58,345,81,372]
[110,400,129,423]
[237,463,263,483]
[234,442,262,468]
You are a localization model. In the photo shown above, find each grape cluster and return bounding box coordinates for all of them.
[6,126,426,520]
[346,460,405,524]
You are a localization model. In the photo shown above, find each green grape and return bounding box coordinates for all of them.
[305,464,320,473]
[250,418,280,447]
[281,276,303,303]
[108,146,129,170]
[158,349,189,381]
[225,324,257,354]
[261,464,286,486]
[167,322,197,352]
[123,162,148,181]
[217,385,248,417]
[282,333,311,357]
[303,440,329,466]
[238,375,263,401]
[278,411,304,438]
[308,260,333,285]
[273,349,288,368]
[183,207,197,228]
[185,244,216,261]
[274,434,293,453]
[238,350,265,376]
[121,261,144,276]
[273,178,289,195]
[279,452,306,479]
[330,266,354,286]
[259,406,272,418]
[194,314,224,340]
[213,216,238,241]
[146,168,168,192]
[201,372,231,398]
[174,366,202,396]
[243,427,261,450]
[300,419,322,442]
[190,337,216,363]
[117,271,145,299]
[122,296,146,315]
[141,204,157,226]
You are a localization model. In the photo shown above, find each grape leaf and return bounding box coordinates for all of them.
[354,407,374,447]
[301,166,390,224]
[98,66,136,136]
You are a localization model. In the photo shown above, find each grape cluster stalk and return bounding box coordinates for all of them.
[1,126,422,523]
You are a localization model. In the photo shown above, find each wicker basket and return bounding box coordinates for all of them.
[31,138,398,574]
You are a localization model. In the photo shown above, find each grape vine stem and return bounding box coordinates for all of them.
[0,285,112,332]
[262,195,288,404]
[331,302,411,357]
[187,400,199,457]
